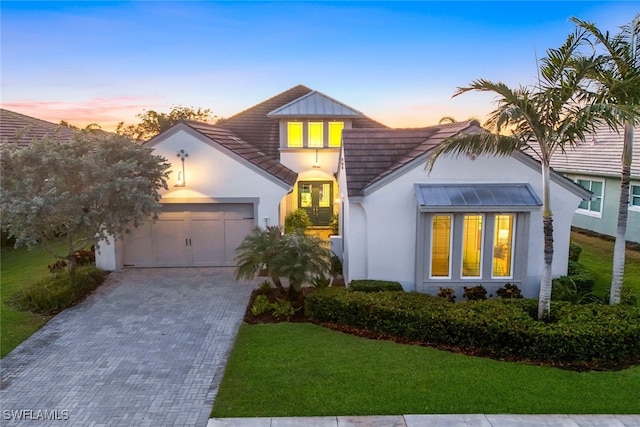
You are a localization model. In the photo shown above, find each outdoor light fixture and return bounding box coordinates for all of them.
[174,149,188,187]
[312,149,321,168]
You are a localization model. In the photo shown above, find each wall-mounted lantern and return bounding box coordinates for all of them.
[174,149,188,187]
[312,149,321,169]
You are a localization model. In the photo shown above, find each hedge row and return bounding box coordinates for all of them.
[348,280,403,292]
[305,288,640,369]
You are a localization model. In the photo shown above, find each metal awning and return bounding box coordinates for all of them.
[414,183,542,212]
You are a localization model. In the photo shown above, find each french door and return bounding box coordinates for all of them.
[298,181,333,226]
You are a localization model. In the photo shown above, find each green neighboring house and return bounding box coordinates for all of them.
[549,124,640,244]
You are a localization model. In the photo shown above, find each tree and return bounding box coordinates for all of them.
[235,226,286,292]
[572,14,640,304]
[1,133,170,272]
[427,29,629,319]
[116,105,217,141]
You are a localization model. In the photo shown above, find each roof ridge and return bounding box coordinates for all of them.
[220,85,313,122]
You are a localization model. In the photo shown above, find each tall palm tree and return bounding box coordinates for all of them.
[572,14,640,304]
[427,29,626,319]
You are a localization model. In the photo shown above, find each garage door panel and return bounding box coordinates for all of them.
[191,218,225,265]
[224,218,255,264]
[153,219,187,266]
[123,221,153,267]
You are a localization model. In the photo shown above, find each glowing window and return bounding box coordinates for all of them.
[462,215,483,277]
[328,122,344,147]
[287,122,303,148]
[492,214,514,278]
[430,215,452,277]
[308,122,324,148]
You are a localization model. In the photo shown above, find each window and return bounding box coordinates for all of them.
[493,214,515,278]
[430,215,452,278]
[462,215,483,277]
[285,121,345,148]
[328,122,344,147]
[631,184,640,210]
[287,122,303,148]
[308,122,324,148]
[577,179,603,214]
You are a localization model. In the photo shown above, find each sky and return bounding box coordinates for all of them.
[1,1,638,130]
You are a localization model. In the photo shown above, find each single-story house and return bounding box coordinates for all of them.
[95,85,590,298]
[549,124,640,244]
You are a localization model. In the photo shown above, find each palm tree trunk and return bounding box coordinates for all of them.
[538,163,554,319]
[610,123,633,304]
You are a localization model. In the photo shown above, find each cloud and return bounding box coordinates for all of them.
[2,96,164,130]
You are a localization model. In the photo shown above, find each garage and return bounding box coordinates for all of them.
[122,203,255,267]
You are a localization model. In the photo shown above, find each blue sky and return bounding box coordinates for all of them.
[1,1,638,129]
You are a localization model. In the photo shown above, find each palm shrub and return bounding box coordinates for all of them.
[284,209,311,234]
[234,226,285,292]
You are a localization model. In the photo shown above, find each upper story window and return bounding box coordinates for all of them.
[285,120,345,148]
[577,178,603,215]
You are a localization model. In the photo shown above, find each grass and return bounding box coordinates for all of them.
[570,230,640,298]
[0,242,63,357]
[212,323,640,417]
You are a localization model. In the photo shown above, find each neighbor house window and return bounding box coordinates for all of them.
[287,122,304,148]
[328,122,344,147]
[430,215,452,278]
[577,179,603,214]
[492,214,515,278]
[630,184,640,210]
[462,215,483,278]
[308,122,324,148]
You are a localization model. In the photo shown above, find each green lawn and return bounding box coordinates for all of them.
[212,323,640,417]
[0,243,62,357]
[570,231,640,298]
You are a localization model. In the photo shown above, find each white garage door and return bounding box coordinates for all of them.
[122,203,254,267]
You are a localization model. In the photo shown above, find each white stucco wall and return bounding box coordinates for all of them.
[343,153,583,296]
[95,127,292,270]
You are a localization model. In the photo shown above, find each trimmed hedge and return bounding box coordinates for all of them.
[348,280,403,293]
[305,288,640,369]
[9,266,108,315]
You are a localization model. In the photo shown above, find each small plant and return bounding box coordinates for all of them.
[330,254,343,276]
[284,209,311,234]
[329,213,339,235]
[272,298,296,321]
[312,275,331,289]
[257,280,272,295]
[496,283,523,299]
[48,260,68,274]
[569,241,583,262]
[250,295,273,316]
[73,248,96,266]
[437,287,456,303]
[463,285,487,301]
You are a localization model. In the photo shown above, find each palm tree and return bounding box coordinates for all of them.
[274,232,332,297]
[572,14,640,304]
[427,29,627,319]
[234,226,285,292]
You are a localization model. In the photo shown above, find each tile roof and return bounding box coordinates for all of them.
[549,124,640,179]
[179,120,298,186]
[342,121,481,196]
[217,85,388,160]
[0,108,77,147]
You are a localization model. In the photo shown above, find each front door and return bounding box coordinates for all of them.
[298,181,333,226]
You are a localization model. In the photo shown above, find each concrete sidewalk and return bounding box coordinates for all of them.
[208,414,640,426]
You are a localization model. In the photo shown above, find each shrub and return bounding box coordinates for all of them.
[312,275,331,289]
[437,287,456,303]
[284,209,311,234]
[305,288,640,368]
[257,280,272,296]
[569,241,583,262]
[330,254,343,276]
[48,260,68,274]
[250,295,273,316]
[463,285,487,301]
[9,266,107,315]
[72,248,95,266]
[272,299,296,321]
[348,280,403,293]
[496,283,523,299]
[605,287,639,307]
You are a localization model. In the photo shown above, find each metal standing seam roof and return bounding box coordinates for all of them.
[267,91,364,117]
[414,183,543,212]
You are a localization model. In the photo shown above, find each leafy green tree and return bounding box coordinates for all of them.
[427,29,630,319]
[116,105,216,141]
[572,14,640,304]
[0,133,170,272]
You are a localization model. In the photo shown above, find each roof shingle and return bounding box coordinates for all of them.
[0,109,76,147]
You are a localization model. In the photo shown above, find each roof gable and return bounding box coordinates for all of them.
[147,120,297,187]
[0,108,76,147]
[267,91,363,118]
[342,121,481,197]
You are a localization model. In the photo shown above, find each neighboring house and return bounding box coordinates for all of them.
[94,85,589,298]
[549,125,640,244]
[0,108,76,146]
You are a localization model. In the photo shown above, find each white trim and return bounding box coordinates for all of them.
[491,214,516,280]
[429,214,453,280]
[574,176,604,218]
[460,214,485,279]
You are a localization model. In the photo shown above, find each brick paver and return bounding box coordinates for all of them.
[1,267,255,426]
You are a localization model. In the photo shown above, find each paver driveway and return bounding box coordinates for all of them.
[1,267,255,426]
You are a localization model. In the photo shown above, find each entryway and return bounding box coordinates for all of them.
[298,181,333,226]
